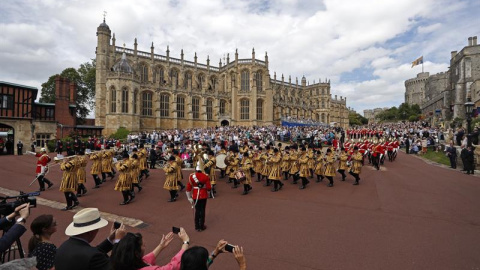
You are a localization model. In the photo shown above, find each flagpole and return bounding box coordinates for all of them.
[422,60,424,73]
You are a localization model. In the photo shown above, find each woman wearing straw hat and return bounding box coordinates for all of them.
[55,208,126,270]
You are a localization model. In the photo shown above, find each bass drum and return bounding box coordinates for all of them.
[216,153,227,169]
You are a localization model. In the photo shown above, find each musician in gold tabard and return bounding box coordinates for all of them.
[314,149,325,182]
[228,150,240,188]
[307,147,315,178]
[288,147,300,184]
[349,146,363,185]
[130,153,142,193]
[138,144,150,179]
[101,150,114,182]
[76,154,88,197]
[253,147,263,182]
[239,152,253,195]
[204,150,217,198]
[260,146,272,185]
[115,152,133,205]
[89,151,102,188]
[163,156,180,202]
[59,156,80,210]
[337,148,349,181]
[324,148,336,187]
[298,147,311,189]
[172,150,186,191]
[268,148,284,192]
[281,147,291,180]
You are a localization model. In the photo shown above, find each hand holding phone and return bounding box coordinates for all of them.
[225,244,235,253]
[172,226,181,234]
[114,221,121,229]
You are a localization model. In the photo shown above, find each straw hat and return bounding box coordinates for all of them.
[65,208,108,236]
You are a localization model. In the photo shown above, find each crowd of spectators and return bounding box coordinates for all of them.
[1,207,247,270]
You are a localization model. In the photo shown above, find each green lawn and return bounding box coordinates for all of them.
[421,150,451,166]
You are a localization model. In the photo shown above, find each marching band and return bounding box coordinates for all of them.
[25,134,402,209]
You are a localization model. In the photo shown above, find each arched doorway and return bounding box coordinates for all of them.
[0,123,15,155]
[221,120,229,126]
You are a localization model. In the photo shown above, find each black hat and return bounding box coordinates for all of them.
[169,156,176,161]
[122,152,129,159]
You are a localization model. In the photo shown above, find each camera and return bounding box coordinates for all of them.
[0,191,38,217]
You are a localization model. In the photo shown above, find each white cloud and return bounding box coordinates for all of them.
[0,0,478,116]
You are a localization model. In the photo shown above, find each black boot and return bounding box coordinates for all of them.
[168,190,177,202]
[120,191,130,205]
[256,173,261,182]
[264,179,271,187]
[242,184,249,195]
[232,179,239,188]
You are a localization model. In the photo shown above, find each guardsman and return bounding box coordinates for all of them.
[253,147,263,182]
[260,146,272,185]
[307,146,315,178]
[34,148,54,191]
[267,148,283,192]
[59,156,79,210]
[163,156,180,202]
[115,152,133,205]
[186,165,212,232]
[350,146,363,185]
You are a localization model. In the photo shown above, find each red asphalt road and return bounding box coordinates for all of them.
[0,152,479,270]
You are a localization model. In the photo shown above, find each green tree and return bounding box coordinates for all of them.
[39,60,96,123]
[349,111,368,126]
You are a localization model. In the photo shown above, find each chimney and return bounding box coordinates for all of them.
[468,37,473,46]
[451,51,457,59]
[69,82,76,104]
[473,36,478,46]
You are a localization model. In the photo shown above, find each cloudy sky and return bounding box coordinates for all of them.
[1,0,478,116]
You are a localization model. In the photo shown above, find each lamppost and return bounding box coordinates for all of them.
[464,99,474,147]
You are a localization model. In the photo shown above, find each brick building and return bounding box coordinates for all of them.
[0,78,102,155]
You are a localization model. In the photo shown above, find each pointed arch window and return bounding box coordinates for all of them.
[140,64,148,82]
[255,72,263,91]
[206,99,213,120]
[219,100,226,115]
[110,88,116,113]
[192,97,200,119]
[240,99,249,120]
[142,92,152,116]
[256,99,263,120]
[160,93,170,117]
[171,69,179,88]
[241,70,250,91]
[121,88,129,113]
[133,90,138,114]
[177,96,185,118]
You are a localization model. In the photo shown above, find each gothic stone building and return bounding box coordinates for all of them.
[405,36,480,125]
[95,20,349,135]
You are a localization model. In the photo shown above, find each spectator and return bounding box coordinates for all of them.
[17,140,23,155]
[111,227,190,270]
[445,142,457,169]
[0,203,30,253]
[54,208,126,270]
[180,240,246,270]
[28,214,57,270]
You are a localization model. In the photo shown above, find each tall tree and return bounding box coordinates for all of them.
[39,60,96,123]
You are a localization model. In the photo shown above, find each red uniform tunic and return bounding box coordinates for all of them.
[35,153,51,174]
[187,172,212,200]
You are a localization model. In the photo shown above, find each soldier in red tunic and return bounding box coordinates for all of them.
[186,165,212,232]
[34,148,54,191]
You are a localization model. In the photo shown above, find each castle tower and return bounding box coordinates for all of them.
[95,18,111,127]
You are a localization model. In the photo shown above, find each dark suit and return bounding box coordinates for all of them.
[54,237,113,270]
[0,217,27,253]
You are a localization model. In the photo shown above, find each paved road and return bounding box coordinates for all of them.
[0,152,479,269]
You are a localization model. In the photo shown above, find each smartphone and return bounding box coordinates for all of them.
[225,244,235,253]
[172,226,181,234]
[113,221,121,229]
